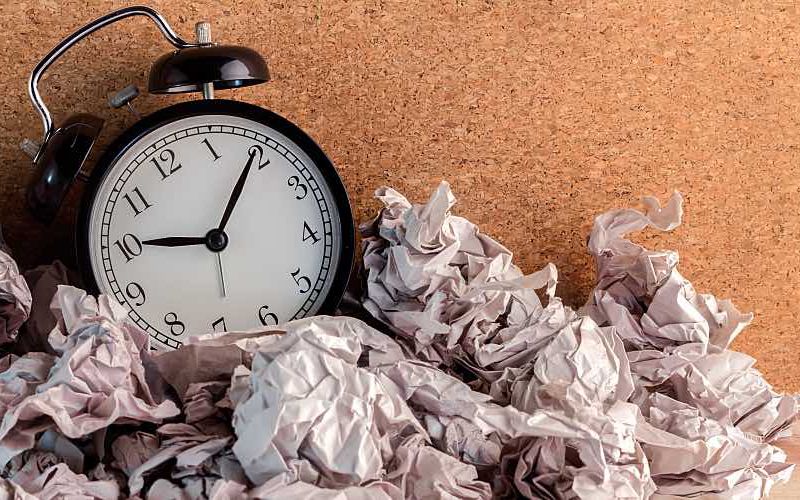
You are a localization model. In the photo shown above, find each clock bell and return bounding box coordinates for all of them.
[23,5,270,224]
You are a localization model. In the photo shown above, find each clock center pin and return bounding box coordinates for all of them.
[205,229,229,252]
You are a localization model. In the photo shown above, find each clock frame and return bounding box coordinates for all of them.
[75,99,355,335]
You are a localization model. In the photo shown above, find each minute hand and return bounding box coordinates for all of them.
[218,148,258,231]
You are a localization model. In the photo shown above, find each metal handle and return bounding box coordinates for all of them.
[27,6,199,155]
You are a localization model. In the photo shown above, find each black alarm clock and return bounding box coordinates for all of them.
[22,6,354,350]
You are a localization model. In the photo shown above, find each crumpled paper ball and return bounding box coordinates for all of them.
[0,182,796,499]
[0,231,32,345]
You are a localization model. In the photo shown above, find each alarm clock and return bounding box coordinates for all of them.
[22,6,354,350]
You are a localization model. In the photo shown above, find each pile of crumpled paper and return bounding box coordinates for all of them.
[0,182,796,499]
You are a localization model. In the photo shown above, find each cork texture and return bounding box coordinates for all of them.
[1,1,798,390]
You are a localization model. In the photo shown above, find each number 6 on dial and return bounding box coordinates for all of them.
[258,305,278,326]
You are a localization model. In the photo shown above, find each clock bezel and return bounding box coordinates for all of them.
[76,98,355,324]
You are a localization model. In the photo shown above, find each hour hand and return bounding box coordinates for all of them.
[141,236,205,247]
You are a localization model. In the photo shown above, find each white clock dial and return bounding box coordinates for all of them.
[86,113,345,350]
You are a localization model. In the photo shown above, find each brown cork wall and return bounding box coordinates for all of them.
[1,1,798,390]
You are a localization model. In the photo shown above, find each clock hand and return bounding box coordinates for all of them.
[141,236,206,247]
[218,147,259,232]
[216,253,227,298]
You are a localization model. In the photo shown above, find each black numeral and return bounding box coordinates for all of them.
[125,282,146,306]
[151,149,182,180]
[122,187,152,217]
[258,306,278,326]
[290,267,312,293]
[164,312,185,336]
[212,316,227,333]
[202,138,221,161]
[288,176,308,199]
[249,145,271,170]
[302,221,320,244]
[113,234,142,262]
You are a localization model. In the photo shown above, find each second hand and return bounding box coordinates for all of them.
[217,253,227,298]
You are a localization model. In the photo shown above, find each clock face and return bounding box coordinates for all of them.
[81,101,353,350]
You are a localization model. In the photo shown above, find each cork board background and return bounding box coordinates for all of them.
[1,1,799,390]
